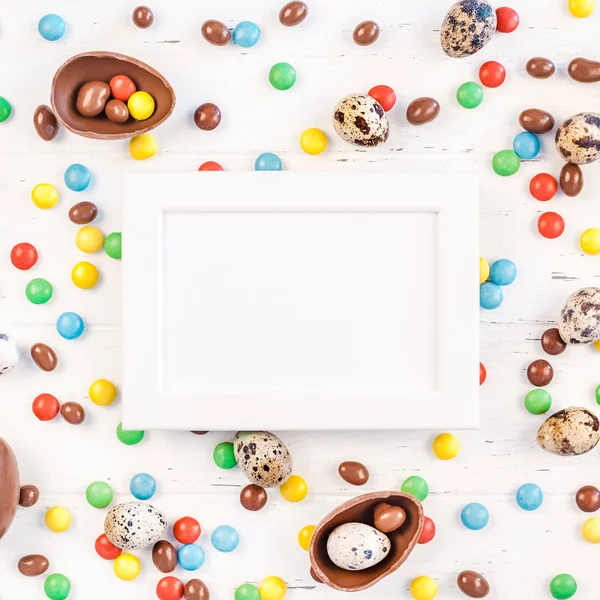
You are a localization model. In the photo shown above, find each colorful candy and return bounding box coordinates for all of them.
[456,82,483,109]
[89,379,117,406]
[479,257,490,284]
[199,161,224,171]
[56,312,84,339]
[516,483,544,511]
[26,278,53,304]
[580,228,600,255]
[76,226,104,253]
[538,212,565,239]
[490,259,517,286]
[129,133,158,160]
[298,524,316,551]
[582,517,600,543]
[32,183,59,209]
[11,242,38,270]
[104,232,122,259]
[460,502,489,530]
[156,576,184,600]
[44,573,71,600]
[177,544,206,570]
[432,433,460,460]
[417,516,436,544]
[33,393,60,421]
[496,7,520,32]
[269,63,297,90]
[235,583,261,600]
[0,96,12,122]
[569,0,595,18]
[480,362,487,385]
[524,389,552,415]
[113,553,141,581]
[116,422,144,445]
[71,261,99,289]
[174,516,201,544]
[479,61,506,88]
[95,533,123,560]
[233,21,261,48]
[64,163,91,192]
[259,576,287,600]
[240,484,268,511]
[211,524,239,552]
[513,132,540,159]
[38,14,66,41]
[550,574,577,599]
[300,128,328,155]
[480,282,503,310]
[86,481,114,509]
[410,575,438,600]
[530,173,557,201]
[213,441,237,469]
[255,152,283,171]
[401,475,429,502]
[280,474,308,502]
[368,85,396,112]
[45,506,72,533]
[130,473,156,500]
[492,150,520,176]
[109,75,137,101]
[128,91,155,120]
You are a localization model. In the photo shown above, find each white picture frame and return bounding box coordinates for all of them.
[123,172,479,431]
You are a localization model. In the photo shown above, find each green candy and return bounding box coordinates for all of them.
[44,573,71,600]
[595,384,600,405]
[492,150,521,177]
[524,389,552,415]
[26,278,53,304]
[235,583,261,600]
[213,442,237,469]
[104,232,122,260]
[85,481,113,508]
[0,96,11,123]
[550,574,577,599]
[116,422,145,446]
[456,82,483,109]
[401,475,429,502]
[269,62,297,91]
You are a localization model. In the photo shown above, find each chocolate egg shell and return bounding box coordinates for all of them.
[279,2,308,27]
[440,0,496,59]
[555,113,600,165]
[457,570,490,598]
[353,21,380,46]
[69,201,98,224]
[60,402,85,425]
[19,485,39,508]
[152,540,177,573]
[309,491,423,592]
[184,579,209,600]
[558,287,600,345]
[18,554,49,577]
[338,461,369,486]
[76,81,111,117]
[568,58,600,83]
[33,105,59,141]
[537,407,600,456]
[526,57,555,79]
[519,109,555,134]
[406,97,440,125]
[31,343,58,372]
[0,437,20,541]
[201,20,231,46]
[51,51,176,140]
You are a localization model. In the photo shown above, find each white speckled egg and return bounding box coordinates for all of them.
[440,0,496,58]
[0,334,20,376]
[234,431,293,488]
[556,113,600,165]
[104,501,167,550]
[332,94,389,147]
[558,287,600,345]
[326,522,391,571]
[537,407,600,456]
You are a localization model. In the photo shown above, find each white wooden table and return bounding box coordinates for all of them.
[1,0,599,598]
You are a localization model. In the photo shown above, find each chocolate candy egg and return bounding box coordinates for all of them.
[353,21,380,46]
[333,93,389,147]
[279,2,308,26]
[194,103,221,131]
[406,97,440,125]
[105,99,129,124]
[184,579,209,600]
[152,540,177,573]
[76,81,111,117]
[69,201,98,225]
[234,431,293,488]
[326,522,390,571]
[556,113,600,165]
[526,57,555,79]
[19,485,39,507]
[457,570,490,598]
[577,486,600,512]
[18,554,49,577]
[519,109,555,134]
[541,328,567,355]
[527,359,554,387]
[440,0,496,58]
[0,333,20,376]
[560,163,584,197]
[568,57,600,83]
[201,20,231,46]
[33,105,58,141]
[133,6,154,28]
[240,484,268,511]
[31,343,58,372]
[104,501,167,549]
[373,502,406,533]
[60,402,85,425]
[338,461,369,486]
[537,407,600,456]
[0,437,20,540]
[558,287,600,345]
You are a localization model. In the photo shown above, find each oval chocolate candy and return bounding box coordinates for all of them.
[201,20,231,46]
[353,20,380,46]
[33,105,59,142]
[19,484,39,508]
[61,402,85,425]
[279,1,308,27]
[105,99,129,124]
[526,57,555,79]
[69,201,98,225]
[152,540,177,573]
[457,570,490,598]
[560,163,584,197]
[76,81,111,117]
[568,57,600,83]
[406,97,440,126]
[184,579,210,600]
[519,109,555,134]
[373,502,406,533]
[338,461,369,486]
[18,554,49,577]
[31,343,58,372]
[0,438,20,540]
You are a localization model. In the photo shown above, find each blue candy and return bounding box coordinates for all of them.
[38,14,66,41]
[513,131,540,160]
[461,502,489,530]
[480,282,503,310]
[211,524,239,552]
[254,152,282,171]
[56,312,84,340]
[233,21,261,48]
[129,473,156,500]
[516,483,544,511]
[490,259,517,286]
[177,544,205,571]
[64,164,91,192]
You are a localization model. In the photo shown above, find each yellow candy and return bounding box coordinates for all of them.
[300,128,328,155]
[410,576,438,600]
[594,339,600,352]
[89,378,117,406]
[569,0,594,18]
[259,576,286,600]
[72,261,99,289]
[32,183,59,209]
[129,133,158,160]
[432,432,460,460]
[582,518,600,543]
[580,228,600,255]
[280,474,308,502]
[76,226,104,253]
[297,525,316,551]
[114,553,141,581]
[479,257,490,284]
[45,506,72,533]
[128,91,155,120]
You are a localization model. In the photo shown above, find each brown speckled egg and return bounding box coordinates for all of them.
[537,407,600,456]
[234,431,293,488]
[104,501,167,550]
[558,287,600,345]
[440,0,497,58]
[332,94,389,147]
[556,113,600,165]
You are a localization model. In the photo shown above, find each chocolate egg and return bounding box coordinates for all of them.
[76,81,111,117]
[326,522,390,571]
[60,402,85,425]
[133,6,154,29]
[333,93,389,147]
[104,501,167,549]
[240,484,268,511]
[184,579,209,600]
[560,163,584,197]
[526,57,555,79]
[18,554,49,577]
[279,2,308,27]
[201,20,231,45]
[406,97,440,125]
[541,328,567,356]
[373,502,406,533]
[576,486,600,512]
[0,333,20,376]
[19,485,39,508]
[526,359,554,387]
[556,113,600,165]
[105,99,129,124]
[0,438,20,540]
[537,407,600,456]
[457,570,490,598]
[33,105,59,141]
[519,109,555,134]
[152,540,177,573]
[31,343,58,372]
[338,461,369,486]
[353,21,380,46]
[440,0,496,58]
[558,287,600,345]
[568,58,600,83]
[194,102,221,131]
[68,201,98,224]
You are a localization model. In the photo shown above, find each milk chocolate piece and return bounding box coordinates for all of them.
[457,570,490,598]
[279,2,308,27]
[133,6,154,29]
[105,99,129,124]
[51,52,176,140]
[31,343,58,372]
[373,502,406,533]
[560,163,584,197]
[201,20,231,46]
[152,540,177,573]
[19,485,39,508]
[541,328,567,355]
[33,105,59,141]
[69,201,98,224]
[526,57,555,79]
[526,359,554,387]
[61,402,85,425]
[338,461,369,486]
[183,579,209,600]
[568,57,600,83]
[240,484,268,511]
[0,438,20,540]
[76,81,111,117]
[18,554,49,577]
[576,485,600,512]
[353,20,379,46]
[406,97,440,125]
[194,103,221,131]
[519,109,555,134]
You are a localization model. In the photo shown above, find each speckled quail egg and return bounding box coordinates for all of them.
[0,334,20,376]
[234,431,293,488]
[326,522,391,571]
[104,501,167,550]
[558,287,600,345]
[440,0,497,58]
[332,94,389,147]
[556,113,600,165]
[537,407,600,456]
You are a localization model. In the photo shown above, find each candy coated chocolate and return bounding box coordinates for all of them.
[373,502,406,533]
[105,99,129,124]
[240,484,268,511]
[194,103,221,131]
[133,6,154,28]
[568,58,600,83]
[30,343,58,372]
[526,57,555,79]
[406,97,440,126]
[69,201,98,224]
[184,579,209,600]
[191,431,209,435]
[457,570,490,598]
[576,485,600,512]
[541,328,567,356]
[152,540,177,573]
[60,402,85,425]
[0,438,19,540]
[338,461,369,486]
[33,105,58,141]
[519,109,555,134]
[201,20,231,46]
[560,163,584,197]
[353,20,379,46]
[76,81,111,117]
[279,1,308,26]
[18,554,49,577]
[526,359,554,387]
[19,485,39,508]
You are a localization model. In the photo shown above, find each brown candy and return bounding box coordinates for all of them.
[576,485,600,512]
[406,97,440,126]
[560,163,584,197]
[69,201,98,225]
[201,20,231,46]
[568,57,600,83]
[152,540,177,573]
[31,343,58,372]
[353,20,379,46]
[18,554,49,577]
[191,431,209,435]
[194,103,221,131]
[240,484,268,511]
[526,359,554,387]
[519,109,555,134]
[19,485,39,508]
[184,579,209,600]
[0,438,20,540]
[457,570,490,598]
[373,502,406,533]
[279,2,308,27]
[526,57,555,79]
[133,6,154,29]
[76,81,111,118]
[105,99,129,124]
[338,461,369,486]
[33,105,58,141]
[60,402,85,425]
[541,328,567,356]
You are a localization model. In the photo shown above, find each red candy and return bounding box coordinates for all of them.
[198,161,224,171]
[173,516,201,544]
[418,516,436,544]
[368,85,396,112]
[32,393,60,421]
[530,173,557,201]
[156,576,184,600]
[11,242,38,270]
[496,7,520,33]
[95,533,122,560]
[479,61,506,88]
[109,75,137,102]
[480,362,486,386]
[538,212,565,239]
